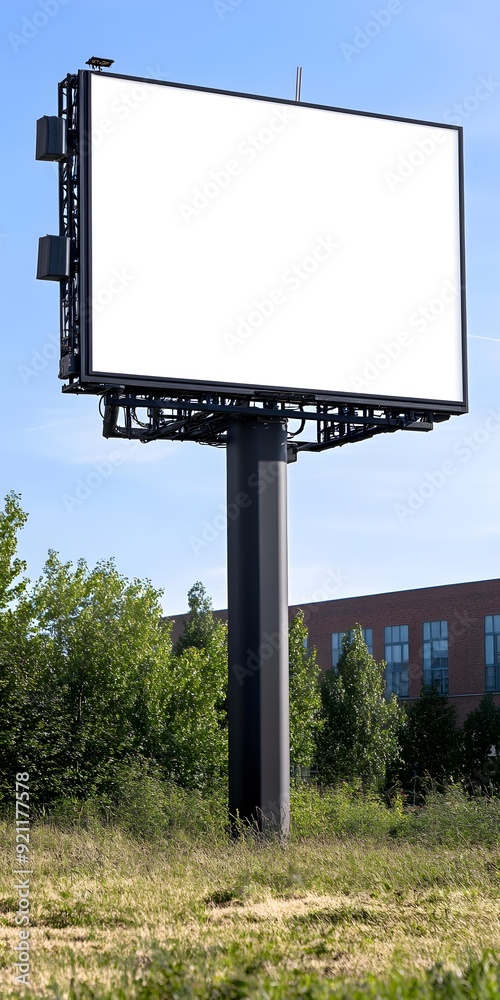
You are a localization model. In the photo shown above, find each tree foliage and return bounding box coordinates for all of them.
[288,610,323,772]
[0,523,229,804]
[317,625,404,790]
[158,644,227,788]
[398,684,462,790]
[173,579,228,736]
[0,491,28,610]
[462,693,500,781]
[0,493,34,802]
[175,581,223,654]
[22,551,174,802]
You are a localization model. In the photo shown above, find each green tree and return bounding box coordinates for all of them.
[1,546,236,805]
[288,610,323,773]
[174,581,228,730]
[398,684,462,791]
[24,563,235,802]
[0,492,28,609]
[462,693,500,778]
[26,551,175,802]
[158,644,228,788]
[175,581,222,654]
[317,624,404,790]
[0,493,34,802]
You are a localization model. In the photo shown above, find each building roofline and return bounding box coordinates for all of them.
[168,576,500,619]
[289,576,500,610]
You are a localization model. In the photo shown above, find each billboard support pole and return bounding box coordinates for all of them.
[226,417,290,838]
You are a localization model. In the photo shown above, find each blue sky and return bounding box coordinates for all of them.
[1,0,499,616]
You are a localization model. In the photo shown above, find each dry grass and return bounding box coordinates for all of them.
[1,819,500,997]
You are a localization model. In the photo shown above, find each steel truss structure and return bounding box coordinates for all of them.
[58,74,80,381]
[96,391,447,455]
[57,73,448,456]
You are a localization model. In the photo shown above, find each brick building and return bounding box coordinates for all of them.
[170,578,500,724]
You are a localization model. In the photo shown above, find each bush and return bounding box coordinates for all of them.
[410,783,500,847]
[290,781,410,840]
[28,759,228,842]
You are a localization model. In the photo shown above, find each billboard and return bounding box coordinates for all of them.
[78,71,467,412]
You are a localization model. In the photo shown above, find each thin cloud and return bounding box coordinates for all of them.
[469,335,500,343]
[22,416,91,433]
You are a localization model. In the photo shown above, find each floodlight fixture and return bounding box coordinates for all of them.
[85,56,114,71]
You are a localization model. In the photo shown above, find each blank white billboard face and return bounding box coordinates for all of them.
[85,73,465,410]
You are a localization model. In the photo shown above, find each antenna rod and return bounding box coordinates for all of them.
[295,66,303,102]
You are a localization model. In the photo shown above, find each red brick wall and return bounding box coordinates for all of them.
[168,578,500,724]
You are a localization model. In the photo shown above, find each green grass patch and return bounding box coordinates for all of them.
[26,949,500,999]
[1,783,499,997]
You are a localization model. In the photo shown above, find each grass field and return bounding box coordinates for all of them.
[1,785,499,998]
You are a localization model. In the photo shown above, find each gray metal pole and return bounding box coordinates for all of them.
[226,418,290,837]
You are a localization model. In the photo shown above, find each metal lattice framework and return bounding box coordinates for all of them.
[57,71,449,455]
[97,391,448,456]
[58,74,80,381]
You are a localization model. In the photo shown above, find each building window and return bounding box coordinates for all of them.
[423,620,448,694]
[384,625,409,697]
[485,615,500,692]
[332,628,373,668]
